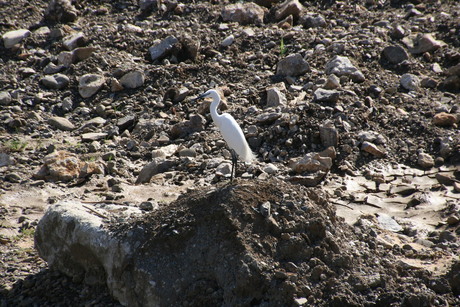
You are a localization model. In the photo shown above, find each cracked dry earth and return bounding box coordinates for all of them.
[0,0,460,306]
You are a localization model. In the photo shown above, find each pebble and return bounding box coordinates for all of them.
[148,35,179,62]
[48,116,76,131]
[78,74,106,98]
[40,74,70,90]
[404,33,443,55]
[432,112,457,127]
[2,29,31,48]
[319,123,338,147]
[221,35,235,47]
[119,71,145,89]
[73,47,96,61]
[417,152,434,169]
[81,132,108,142]
[325,56,365,83]
[381,45,409,64]
[276,53,310,77]
[300,13,326,28]
[221,3,266,25]
[0,91,12,105]
[323,74,340,90]
[263,163,278,174]
[400,73,420,91]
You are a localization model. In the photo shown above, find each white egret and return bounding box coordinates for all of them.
[195,89,255,181]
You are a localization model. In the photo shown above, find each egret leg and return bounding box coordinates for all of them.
[230,149,238,182]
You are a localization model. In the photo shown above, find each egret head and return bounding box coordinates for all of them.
[195,89,220,102]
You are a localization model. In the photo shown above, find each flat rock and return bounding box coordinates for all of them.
[40,73,70,89]
[2,29,31,48]
[48,116,75,131]
[325,56,365,83]
[361,141,385,158]
[78,74,105,98]
[276,53,310,76]
[221,3,266,25]
[81,132,108,142]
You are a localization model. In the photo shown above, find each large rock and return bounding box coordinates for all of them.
[78,74,105,98]
[275,0,303,21]
[381,45,409,64]
[221,3,266,25]
[148,36,179,62]
[2,29,31,48]
[276,53,310,76]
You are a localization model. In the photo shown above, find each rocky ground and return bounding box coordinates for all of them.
[0,0,459,305]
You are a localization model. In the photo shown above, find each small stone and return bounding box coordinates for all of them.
[2,29,31,48]
[44,0,78,23]
[377,214,403,232]
[400,73,420,91]
[266,87,286,107]
[417,152,434,169]
[73,47,96,61]
[276,53,310,76]
[216,163,232,177]
[260,201,271,217]
[453,182,460,193]
[148,36,179,62]
[433,112,457,127]
[300,13,326,28]
[81,132,108,142]
[111,78,124,92]
[361,141,385,157]
[57,51,74,67]
[381,45,409,64]
[0,153,15,167]
[255,112,282,124]
[435,173,455,186]
[63,32,86,51]
[313,88,340,103]
[40,73,70,89]
[325,55,365,83]
[48,116,75,131]
[421,77,437,88]
[221,35,235,47]
[119,71,145,89]
[139,201,157,211]
[263,163,278,174]
[323,74,340,90]
[43,62,65,74]
[179,148,197,157]
[78,74,105,98]
[0,91,12,105]
[5,172,22,183]
[319,122,338,147]
[221,3,266,25]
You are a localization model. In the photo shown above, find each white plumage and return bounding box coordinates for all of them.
[196,89,255,179]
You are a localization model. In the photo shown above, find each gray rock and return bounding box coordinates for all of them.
[276,53,310,76]
[44,0,78,23]
[323,74,340,90]
[400,73,420,91]
[40,73,70,89]
[319,122,338,147]
[170,114,205,139]
[300,13,326,28]
[255,112,282,124]
[221,3,266,25]
[260,201,271,217]
[63,32,86,51]
[381,45,409,64]
[417,152,434,169]
[43,62,65,74]
[275,0,303,21]
[313,88,340,103]
[73,47,96,61]
[81,132,108,142]
[266,87,286,107]
[377,214,403,232]
[48,116,75,131]
[179,148,197,158]
[0,91,12,105]
[221,35,235,47]
[0,153,15,167]
[136,159,174,184]
[2,29,31,48]
[325,56,365,83]
[263,163,278,174]
[148,36,179,62]
[78,74,105,98]
[119,71,145,89]
[57,51,74,67]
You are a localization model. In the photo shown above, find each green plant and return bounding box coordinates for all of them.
[4,139,28,152]
[280,38,288,56]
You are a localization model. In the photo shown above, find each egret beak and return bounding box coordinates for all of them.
[193,92,208,101]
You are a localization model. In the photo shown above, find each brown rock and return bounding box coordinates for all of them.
[433,112,457,127]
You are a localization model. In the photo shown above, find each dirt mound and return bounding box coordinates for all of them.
[111,179,459,306]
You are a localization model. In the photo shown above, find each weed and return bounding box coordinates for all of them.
[280,38,288,56]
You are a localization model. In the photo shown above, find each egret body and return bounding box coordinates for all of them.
[196,89,254,180]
